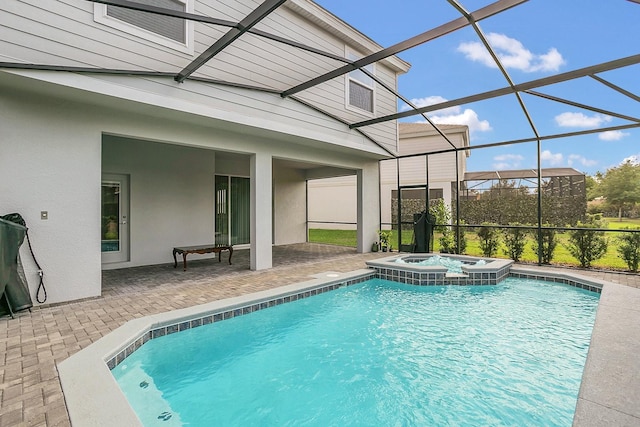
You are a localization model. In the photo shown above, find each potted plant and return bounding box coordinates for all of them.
[378,230,391,252]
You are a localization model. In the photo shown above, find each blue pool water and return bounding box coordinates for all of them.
[113,278,599,426]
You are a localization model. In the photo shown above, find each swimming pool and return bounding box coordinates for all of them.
[112,277,599,426]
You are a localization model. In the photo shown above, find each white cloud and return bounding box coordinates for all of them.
[535,48,565,72]
[554,112,612,128]
[622,155,639,165]
[429,108,492,133]
[405,95,492,133]
[492,154,523,169]
[457,33,565,72]
[402,96,446,109]
[541,150,563,166]
[568,154,597,167]
[598,130,630,141]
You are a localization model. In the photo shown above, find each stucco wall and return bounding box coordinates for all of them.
[102,137,216,268]
[0,90,102,303]
[273,166,307,245]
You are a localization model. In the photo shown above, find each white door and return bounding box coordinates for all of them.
[101,174,130,264]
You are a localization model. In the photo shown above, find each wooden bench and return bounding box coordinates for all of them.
[172,244,233,271]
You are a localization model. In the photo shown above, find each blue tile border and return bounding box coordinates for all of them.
[366,254,514,286]
[106,273,375,370]
[370,260,602,293]
[370,263,512,286]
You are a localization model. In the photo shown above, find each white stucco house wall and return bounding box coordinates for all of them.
[308,122,470,229]
[0,0,410,304]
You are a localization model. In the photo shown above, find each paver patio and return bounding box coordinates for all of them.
[1,243,638,426]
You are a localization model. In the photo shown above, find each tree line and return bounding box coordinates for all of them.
[587,159,640,220]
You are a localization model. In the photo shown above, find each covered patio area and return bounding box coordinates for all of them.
[102,243,383,298]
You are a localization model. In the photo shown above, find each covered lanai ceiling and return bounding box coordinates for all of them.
[2,0,638,159]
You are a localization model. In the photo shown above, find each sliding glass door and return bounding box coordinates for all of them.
[215,175,250,246]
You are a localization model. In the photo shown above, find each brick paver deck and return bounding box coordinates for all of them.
[1,244,638,426]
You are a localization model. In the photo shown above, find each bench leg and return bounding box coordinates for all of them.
[182,253,188,271]
[173,249,179,268]
[228,247,233,265]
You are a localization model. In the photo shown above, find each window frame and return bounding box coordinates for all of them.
[94,0,194,55]
[345,48,376,116]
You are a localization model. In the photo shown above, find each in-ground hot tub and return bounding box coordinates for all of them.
[366,253,513,286]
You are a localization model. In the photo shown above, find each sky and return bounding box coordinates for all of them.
[314,0,639,176]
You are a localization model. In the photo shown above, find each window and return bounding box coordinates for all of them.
[346,50,375,114]
[94,0,193,54]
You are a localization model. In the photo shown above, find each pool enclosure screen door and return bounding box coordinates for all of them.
[101,174,129,263]
[399,186,427,250]
[215,175,250,246]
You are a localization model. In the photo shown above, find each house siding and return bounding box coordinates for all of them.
[0,0,402,153]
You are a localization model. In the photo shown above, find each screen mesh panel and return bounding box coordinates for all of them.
[349,80,373,112]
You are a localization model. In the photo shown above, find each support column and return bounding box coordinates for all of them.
[250,152,272,270]
[356,162,380,253]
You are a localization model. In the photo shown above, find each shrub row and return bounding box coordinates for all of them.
[466,219,640,272]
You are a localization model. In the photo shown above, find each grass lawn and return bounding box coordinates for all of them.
[604,217,640,228]
[308,217,640,271]
[308,229,357,247]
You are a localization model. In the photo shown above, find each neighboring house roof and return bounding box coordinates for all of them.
[464,168,584,181]
[398,122,471,157]
[399,122,467,134]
